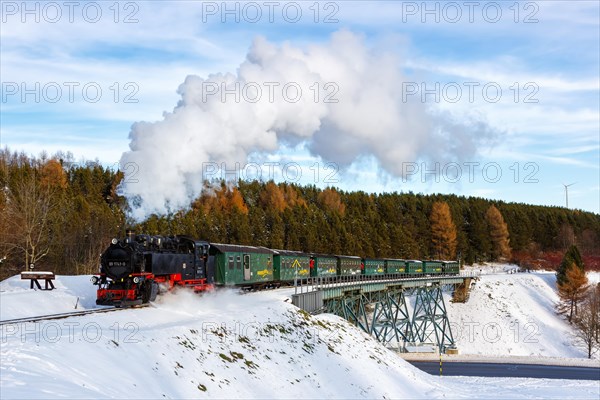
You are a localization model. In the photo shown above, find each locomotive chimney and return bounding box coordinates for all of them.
[125,229,135,243]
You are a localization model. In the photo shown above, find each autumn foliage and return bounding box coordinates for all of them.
[429,201,457,260]
[557,264,589,323]
[318,187,346,215]
[1,148,599,280]
[193,183,248,215]
[486,205,511,260]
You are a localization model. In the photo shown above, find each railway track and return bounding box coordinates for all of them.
[0,305,148,326]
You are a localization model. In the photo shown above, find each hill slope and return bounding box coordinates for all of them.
[1,275,599,399]
[444,267,600,360]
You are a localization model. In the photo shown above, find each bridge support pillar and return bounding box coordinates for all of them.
[370,290,412,346]
[410,285,455,352]
[325,290,413,347]
[327,291,370,333]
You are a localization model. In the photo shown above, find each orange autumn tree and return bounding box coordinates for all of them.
[557,263,590,323]
[193,183,248,215]
[259,181,287,212]
[40,159,67,190]
[318,187,345,215]
[430,201,457,260]
[486,205,511,261]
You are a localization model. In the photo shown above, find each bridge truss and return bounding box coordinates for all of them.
[292,274,476,352]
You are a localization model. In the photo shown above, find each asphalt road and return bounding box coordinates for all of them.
[408,361,600,381]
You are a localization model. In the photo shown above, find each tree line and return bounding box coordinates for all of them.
[1,150,599,280]
[0,150,125,278]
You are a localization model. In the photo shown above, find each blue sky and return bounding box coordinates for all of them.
[1,1,598,214]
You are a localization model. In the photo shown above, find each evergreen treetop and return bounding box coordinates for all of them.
[557,244,585,285]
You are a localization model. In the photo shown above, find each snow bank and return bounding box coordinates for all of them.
[0,275,106,321]
[445,270,599,360]
[0,285,437,399]
[1,274,599,399]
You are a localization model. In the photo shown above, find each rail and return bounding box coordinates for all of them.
[0,305,149,326]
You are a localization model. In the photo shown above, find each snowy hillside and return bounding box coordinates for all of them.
[444,267,600,360]
[1,274,599,399]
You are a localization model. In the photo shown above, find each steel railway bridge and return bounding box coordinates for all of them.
[291,273,478,353]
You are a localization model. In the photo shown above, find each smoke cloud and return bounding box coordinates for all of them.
[120,30,498,220]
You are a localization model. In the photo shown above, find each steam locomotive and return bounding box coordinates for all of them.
[93,231,460,306]
[93,231,211,306]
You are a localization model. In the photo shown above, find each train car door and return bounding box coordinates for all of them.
[243,254,251,281]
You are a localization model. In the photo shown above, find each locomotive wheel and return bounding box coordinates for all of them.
[149,282,159,301]
[141,280,153,304]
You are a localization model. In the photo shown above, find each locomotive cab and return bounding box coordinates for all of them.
[94,233,213,307]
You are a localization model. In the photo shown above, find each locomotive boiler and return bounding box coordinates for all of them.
[92,230,212,306]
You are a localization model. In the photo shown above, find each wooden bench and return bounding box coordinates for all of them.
[21,271,56,290]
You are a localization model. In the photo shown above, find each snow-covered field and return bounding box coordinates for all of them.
[445,266,600,361]
[1,270,599,399]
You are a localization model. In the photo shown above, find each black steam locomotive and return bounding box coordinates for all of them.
[93,230,212,306]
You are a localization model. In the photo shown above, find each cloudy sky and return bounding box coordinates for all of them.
[1,1,598,217]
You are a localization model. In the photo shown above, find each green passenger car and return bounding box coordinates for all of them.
[363,259,386,275]
[385,259,406,274]
[442,261,460,274]
[311,254,337,277]
[338,255,362,275]
[423,261,443,274]
[273,250,311,281]
[406,260,424,275]
[210,243,274,285]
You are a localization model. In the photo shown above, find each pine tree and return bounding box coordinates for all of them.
[486,205,511,261]
[557,244,584,285]
[430,201,457,260]
[557,263,589,323]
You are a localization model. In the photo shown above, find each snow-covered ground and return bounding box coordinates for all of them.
[445,265,600,361]
[1,271,599,399]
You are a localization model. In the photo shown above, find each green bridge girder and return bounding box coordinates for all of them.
[314,275,473,352]
[411,285,455,351]
[326,289,412,345]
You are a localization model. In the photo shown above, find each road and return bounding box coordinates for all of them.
[409,361,600,380]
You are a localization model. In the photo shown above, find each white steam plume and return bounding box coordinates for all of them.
[120,30,498,220]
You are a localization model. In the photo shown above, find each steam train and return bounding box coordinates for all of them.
[93,231,460,306]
